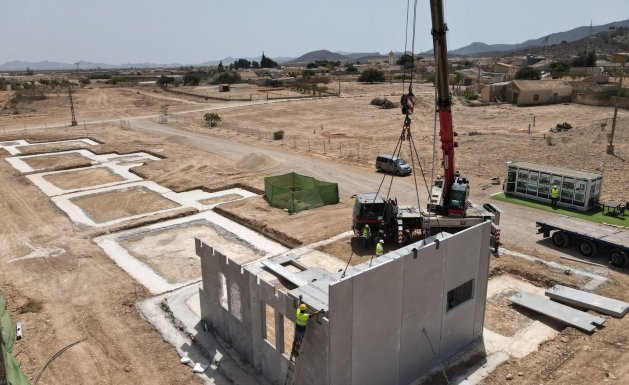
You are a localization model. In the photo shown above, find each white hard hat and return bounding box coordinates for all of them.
[379,239,384,244]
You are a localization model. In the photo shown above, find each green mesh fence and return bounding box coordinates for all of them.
[1,295,31,385]
[264,172,339,213]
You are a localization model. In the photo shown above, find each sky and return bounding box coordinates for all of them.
[2,0,629,64]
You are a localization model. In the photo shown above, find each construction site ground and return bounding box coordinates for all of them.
[0,82,628,384]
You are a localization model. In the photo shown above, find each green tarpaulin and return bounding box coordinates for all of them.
[1,295,31,385]
[264,172,339,213]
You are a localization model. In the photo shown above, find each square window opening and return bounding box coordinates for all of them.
[447,279,474,311]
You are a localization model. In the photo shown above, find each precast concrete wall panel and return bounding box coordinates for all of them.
[440,223,490,358]
[399,242,446,384]
[295,317,329,385]
[197,239,220,327]
[350,258,404,385]
[222,256,253,360]
[474,224,491,337]
[328,277,354,385]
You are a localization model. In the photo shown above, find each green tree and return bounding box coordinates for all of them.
[233,58,251,70]
[183,72,203,85]
[572,50,597,67]
[157,75,175,87]
[358,68,385,83]
[396,54,414,69]
[515,66,541,80]
[453,72,463,91]
[217,60,224,72]
[345,64,358,74]
[549,61,570,79]
[203,112,221,127]
[212,71,241,85]
[261,52,278,68]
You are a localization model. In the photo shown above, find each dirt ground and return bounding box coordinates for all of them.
[71,186,181,223]
[21,152,92,171]
[0,82,627,385]
[43,167,124,189]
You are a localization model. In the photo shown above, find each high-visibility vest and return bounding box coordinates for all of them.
[551,187,559,198]
[376,242,384,256]
[362,226,371,238]
[296,308,309,326]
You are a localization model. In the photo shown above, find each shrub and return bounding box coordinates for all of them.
[359,69,385,83]
[463,89,479,101]
[370,97,396,109]
[273,130,285,140]
[203,112,221,127]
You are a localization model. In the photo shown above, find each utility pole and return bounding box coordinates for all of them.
[68,88,78,126]
[607,54,627,155]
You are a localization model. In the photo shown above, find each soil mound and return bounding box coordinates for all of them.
[236,152,283,171]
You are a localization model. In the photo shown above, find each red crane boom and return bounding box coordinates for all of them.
[429,0,468,215]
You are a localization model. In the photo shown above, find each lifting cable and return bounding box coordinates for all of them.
[372,0,443,239]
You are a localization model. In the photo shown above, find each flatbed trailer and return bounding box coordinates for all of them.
[536,215,629,268]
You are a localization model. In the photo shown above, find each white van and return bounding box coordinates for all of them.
[375,154,412,176]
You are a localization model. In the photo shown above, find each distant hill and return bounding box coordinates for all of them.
[422,18,629,56]
[289,50,349,63]
[502,27,629,59]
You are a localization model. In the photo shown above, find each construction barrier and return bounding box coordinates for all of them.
[264,172,339,213]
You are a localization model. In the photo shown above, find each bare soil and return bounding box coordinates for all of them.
[121,221,265,283]
[71,186,180,223]
[0,82,627,385]
[43,167,124,190]
[21,152,92,171]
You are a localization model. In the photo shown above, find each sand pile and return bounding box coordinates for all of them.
[236,152,283,171]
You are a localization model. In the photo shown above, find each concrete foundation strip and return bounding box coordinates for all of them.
[545,284,629,318]
[509,291,605,333]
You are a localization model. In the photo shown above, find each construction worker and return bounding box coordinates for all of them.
[550,185,559,208]
[376,239,384,257]
[361,224,371,249]
[291,296,321,357]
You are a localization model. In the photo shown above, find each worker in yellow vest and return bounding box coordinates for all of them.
[291,296,322,357]
[361,224,371,249]
[550,185,559,208]
[376,239,384,257]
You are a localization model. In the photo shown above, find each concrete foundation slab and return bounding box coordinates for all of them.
[546,284,629,318]
[0,138,98,155]
[509,291,605,333]
[95,210,287,294]
[6,149,157,173]
[50,180,255,228]
[27,163,144,196]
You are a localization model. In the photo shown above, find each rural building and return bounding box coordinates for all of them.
[197,222,492,385]
[493,62,518,80]
[504,161,603,211]
[481,80,572,106]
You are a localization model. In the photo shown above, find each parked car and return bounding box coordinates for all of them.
[375,154,412,176]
